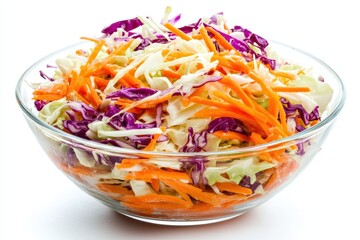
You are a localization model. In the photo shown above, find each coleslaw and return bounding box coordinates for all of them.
[31,8,333,215]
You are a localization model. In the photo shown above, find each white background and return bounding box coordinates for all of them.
[0,0,358,239]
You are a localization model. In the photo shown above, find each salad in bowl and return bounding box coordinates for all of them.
[16,7,344,225]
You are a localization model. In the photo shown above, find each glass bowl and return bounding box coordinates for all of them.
[15,41,345,226]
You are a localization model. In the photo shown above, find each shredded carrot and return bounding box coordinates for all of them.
[219,76,254,107]
[213,131,249,142]
[269,68,297,80]
[150,179,161,192]
[85,39,105,66]
[190,96,232,110]
[215,182,253,195]
[33,83,68,101]
[143,126,166,151]
[263,170,278,190]
[122,72,145,88]
[162,179,244,206]
[115,159,149,169]
[247,71,280,117]
[194,107,267,136]
[120,193,193,209]
[212,54,251,74]
[205,26,235,51]
[135,89,177,108]
[92,76,109,90]
[164,22,192,41]
[271,86,311,92]
[165,50,194,61]
[212,90,270,124]
[110,39,134,57]
[124,168,192,183]
[199,26,217,52]
[161,68,182,80]
[80,36,100,43]
[97,183,134,196]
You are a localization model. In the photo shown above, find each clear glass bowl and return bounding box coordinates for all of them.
[15,41,345,226]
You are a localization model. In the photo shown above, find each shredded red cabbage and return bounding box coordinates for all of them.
[101,17,143,35]
[68,101,98,120]
[166,13,181,25]
[34,100,47,111]
[64,147,76,166]
[192,75,223,88]
[106,87,158,100]
[106,107,156,130]
[179,128,208,152]
[181,157,209,185]
[39,70,55,82]
[178,18,202,34]
[280,98,320,125]
[63,120,90,138]
[239,175,261,193]
[207,117,247,134]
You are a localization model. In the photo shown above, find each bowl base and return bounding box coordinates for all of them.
[120,211,245,226]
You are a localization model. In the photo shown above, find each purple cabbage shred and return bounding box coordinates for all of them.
[101,17,143,35]
[106,87,158,100]
[280,98,320,126]
[179,128,208,152]
[34,100,47,111]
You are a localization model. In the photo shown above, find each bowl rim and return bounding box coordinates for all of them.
[15,40,346,157]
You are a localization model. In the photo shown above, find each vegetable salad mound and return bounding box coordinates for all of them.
[31,8,333,215]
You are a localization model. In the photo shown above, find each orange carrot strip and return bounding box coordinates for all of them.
[212,54,251,74]
[114,98,133,108]
[115,159,149,169]
[194,108,267,136]
[271,86,311,92]
[189,96,232,109]
[165,51,194,60]
[33,83,68,101]
[263,170,278,190]
[136,89,176,108]
[143,126,166,151]
[97,183,134,195]
[86,82,102,109]
[122,201,189,213]
[120,193,193,208]
[124,169,192,183]
[150,179,161,192]
[248,71,280,117]
[215,182,253,195]
[199,26,217,52]
[33,83,68,96]
[164,22,192,41]
[162,68,182,80]
[269,68,297,80]
[110,39,134,56]
[219,76,254,107]
[205,26,235,51]
[212,90,269,124]
[252,103,289,136]
[249,133,274,162]
[67,165,94,176]
[213,131,249,142]
[93,76,109,90]
[161,179,239,206]
[80,36,100,43]
[85,39,105,66]
[33,94,64,101]
[122,71,145,88]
